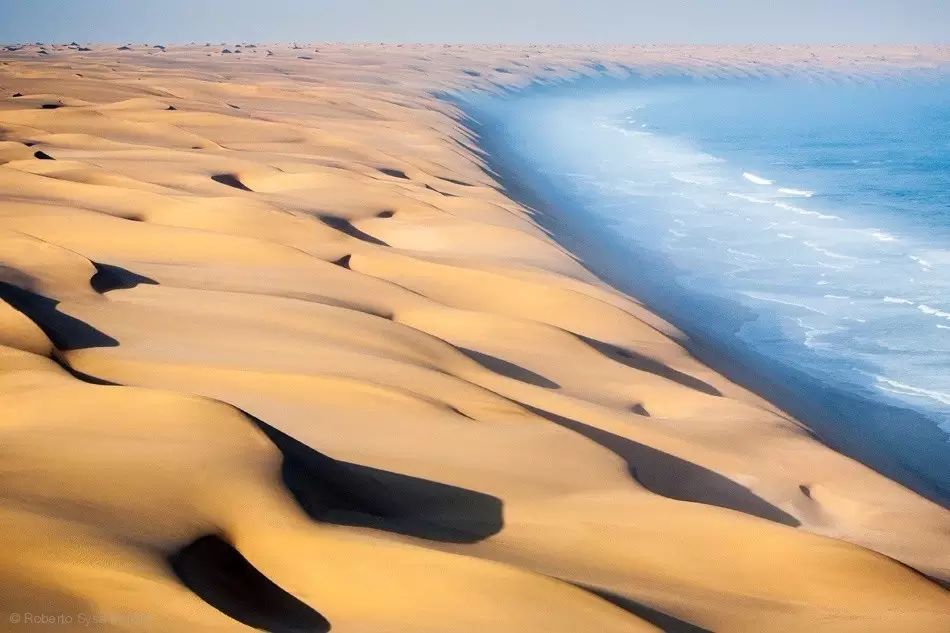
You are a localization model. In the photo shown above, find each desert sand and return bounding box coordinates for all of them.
[0,42,948,632]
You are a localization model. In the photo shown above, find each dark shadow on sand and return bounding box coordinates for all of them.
[377,167,409,180]
[425,183,458,197]
[211,173,253,191]
[575,583,713,633]
[579,335,721,397]
[0,281,118,350]
[54,359,120,386]
[439,176,474,187]
[319,215,390,246]
[331,254,352,269]
[529,405,799,527]
[253,419,503,543]
[169,534,331,633]
[458,347,559,389]
[90,262,158,294]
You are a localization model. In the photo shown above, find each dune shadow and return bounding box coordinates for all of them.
[169,534,331,633]
[90,262,158,294]
[253,419,503,543]
[377,167,409,180]
[52,358,121,386]
[579,335,722,397]
[425,183,458,197]
[439,176,474,187]
[458,347,559,389]
[528,406,799,527]
[319,215,389,246]
[574,583,712,633]
[0,281,118,350]
[211,173,253,191]
[331,254,352,269]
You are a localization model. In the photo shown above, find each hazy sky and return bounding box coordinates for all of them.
[2,1,948,45]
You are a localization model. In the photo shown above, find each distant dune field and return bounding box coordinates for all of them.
[0,43,948,632]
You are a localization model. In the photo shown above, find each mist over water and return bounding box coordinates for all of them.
[463,73,950,503]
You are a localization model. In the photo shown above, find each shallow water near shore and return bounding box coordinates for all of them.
[462,72,950,505]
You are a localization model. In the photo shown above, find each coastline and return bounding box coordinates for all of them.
[461,83,950,508]
[0,44,948,631]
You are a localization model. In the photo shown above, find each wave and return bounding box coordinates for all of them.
[802,241,859,260]
[869,230,898,242]
[918,304,950,321]
[741,291,828,315]
[742,172,773,185]
[772,202,841,220]
[727,192,771,204]
[908,255,933,270]
[777,187,815,197]
[874,375,950,407]
[671,172,720,186]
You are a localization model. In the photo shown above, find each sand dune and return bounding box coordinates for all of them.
[0,44,948,631]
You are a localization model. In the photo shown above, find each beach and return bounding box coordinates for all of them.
[0,43,948,631]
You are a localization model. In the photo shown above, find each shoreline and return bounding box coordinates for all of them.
[458,80,950,508]
[0,44,948,631]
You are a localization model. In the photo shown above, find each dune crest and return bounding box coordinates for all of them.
[0,44,948,631]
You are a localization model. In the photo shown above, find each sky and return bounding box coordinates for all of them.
[1,1,948,45]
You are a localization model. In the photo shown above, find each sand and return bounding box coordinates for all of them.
[0,42,948,632]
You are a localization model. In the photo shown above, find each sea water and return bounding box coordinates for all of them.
[463,73,950,503]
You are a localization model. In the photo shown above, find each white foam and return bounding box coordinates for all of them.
[601,122,653,137]
[883,297,914,305]
[918,304,950,321]
[727,192,771,204]
[742,291,827,314]
[803,241,858,260]
[727,248,760,260]
[671,172,720,186]
[743,172,773,185]
[909,255,933,269]
[874,375,950,407]
[773,202,840,220]
[777,187,814,197]
[869,230,898,242]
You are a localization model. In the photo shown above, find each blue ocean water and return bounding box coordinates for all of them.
[463,73,950,502]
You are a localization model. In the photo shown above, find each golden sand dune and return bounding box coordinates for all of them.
[0,44,948,631]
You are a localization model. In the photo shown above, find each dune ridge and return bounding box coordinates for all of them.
[0,44,948,631]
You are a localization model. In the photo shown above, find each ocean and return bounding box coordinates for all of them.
[462,71,950,504]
